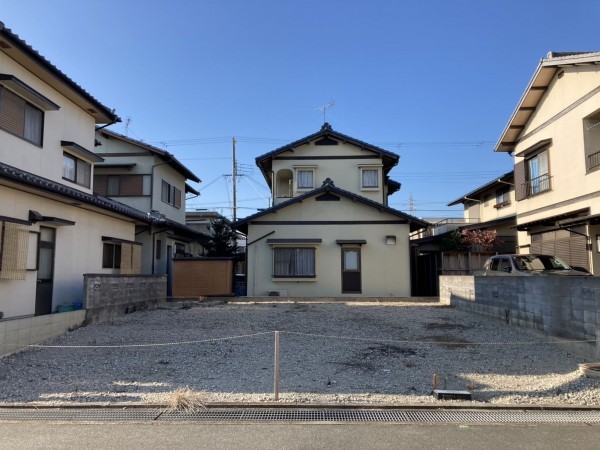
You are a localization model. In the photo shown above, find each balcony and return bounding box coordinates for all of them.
[523,174,551,198]
[588,150,600,170]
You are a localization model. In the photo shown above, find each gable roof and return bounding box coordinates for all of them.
[495,51,600,153]
[447,171,514,206]
[255,123,400,187]
[97,128,201,183]
[0,21,119,125]
[233,178,428,233]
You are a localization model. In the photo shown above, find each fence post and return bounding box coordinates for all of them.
[274,330,280,401]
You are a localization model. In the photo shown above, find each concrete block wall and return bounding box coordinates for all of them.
[439,275,600,359]
[84,274,167,324]
[0,310,85,357]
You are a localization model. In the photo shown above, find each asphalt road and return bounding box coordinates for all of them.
[1,422,599,449]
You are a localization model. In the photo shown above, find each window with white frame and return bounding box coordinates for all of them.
[297,169,314,189]
[62,153,91,187]
[361,168,379,189]
[273,247,315,278]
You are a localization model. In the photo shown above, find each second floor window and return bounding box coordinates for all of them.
[0,86,44,146]
[361,169,379,188]
[527,150,550,196]
[297,170,314,189]
[62,153,91,188]
[495,187,510,208]
[162,180,182,208]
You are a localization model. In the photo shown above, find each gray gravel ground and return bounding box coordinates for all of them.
[0,301,599,407]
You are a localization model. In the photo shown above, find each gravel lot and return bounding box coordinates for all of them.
[0,300,599,407]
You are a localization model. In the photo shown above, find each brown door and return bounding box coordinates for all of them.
[35,227,55,315]
[341,248,361,293]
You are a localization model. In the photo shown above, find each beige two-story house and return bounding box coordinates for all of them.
[0,22,148,322]
[94,129,207,282]
[234,123,428,297]
[495,52,600,273]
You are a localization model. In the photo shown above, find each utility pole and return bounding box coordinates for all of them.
[232,136,237,222]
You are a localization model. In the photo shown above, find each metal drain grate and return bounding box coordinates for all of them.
[2,408,600,423]
[0,408,160,421]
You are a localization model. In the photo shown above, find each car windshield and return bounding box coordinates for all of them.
[513,255,571,271]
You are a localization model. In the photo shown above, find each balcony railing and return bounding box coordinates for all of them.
[588,151,600,170]
[523,174,551,197]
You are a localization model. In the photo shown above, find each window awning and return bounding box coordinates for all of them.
[61,141,104,163]
[336,239,367,245]
[267,238,322,245]
[0,74,60,111]
[28,210,75,226]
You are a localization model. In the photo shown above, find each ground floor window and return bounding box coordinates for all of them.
[102,242,121,269]
[273,247,315,277]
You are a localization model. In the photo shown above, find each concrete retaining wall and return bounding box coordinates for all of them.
[83,274,167,324]
[0,310,85,357]
[439,275,600,359]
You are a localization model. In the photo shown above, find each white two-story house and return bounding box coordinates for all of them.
[234,123,428,297]
[0,22,148,322]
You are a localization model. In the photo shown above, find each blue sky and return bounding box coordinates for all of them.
[2,0,599,219]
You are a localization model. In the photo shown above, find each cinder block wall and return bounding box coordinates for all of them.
[439,275,600,359]
[0,310,85,357]
[84,274,167,324]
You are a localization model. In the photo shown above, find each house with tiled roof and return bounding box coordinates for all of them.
[234,123,428,297]
[0,21,155,322]
[494,51,600,273]
[410,171,517,296]
[94,129,207,282]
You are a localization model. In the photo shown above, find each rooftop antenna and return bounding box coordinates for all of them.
[314,101,334,123]
[124,116,132,136]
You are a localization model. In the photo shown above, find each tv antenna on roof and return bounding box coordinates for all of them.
[314,101,334,123]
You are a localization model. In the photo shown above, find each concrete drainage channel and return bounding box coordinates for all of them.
[1,408,600,424]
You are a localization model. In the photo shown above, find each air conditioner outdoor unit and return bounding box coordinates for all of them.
[267,290,288,297]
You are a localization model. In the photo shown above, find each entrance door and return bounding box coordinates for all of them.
[341,248,361,293]
[35,227,55,316]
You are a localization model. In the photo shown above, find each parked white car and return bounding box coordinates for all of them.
[477,254,591,276]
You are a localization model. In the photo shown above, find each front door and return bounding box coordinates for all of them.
[341,248,361,294]
[35,227,55,315]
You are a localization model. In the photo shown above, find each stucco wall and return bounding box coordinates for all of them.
[271,141,385,204]
[0,51,96,191]
[246,195,412,297]
[514,66,600,224]
[439,275,600,359]
[0,185,136,318]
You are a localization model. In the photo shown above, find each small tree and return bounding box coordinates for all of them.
[459,229,502,251]
[203,217,238,257]
[441,230,468,251]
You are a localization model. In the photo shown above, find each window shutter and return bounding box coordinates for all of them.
[94,175,108,195]
[514,160,526,201]
[120,175,143,196]
[174,187,182,208]
[119,243,142,274]
[120,243,133,274]
[0,87,25,136]
[0,221,29,280]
